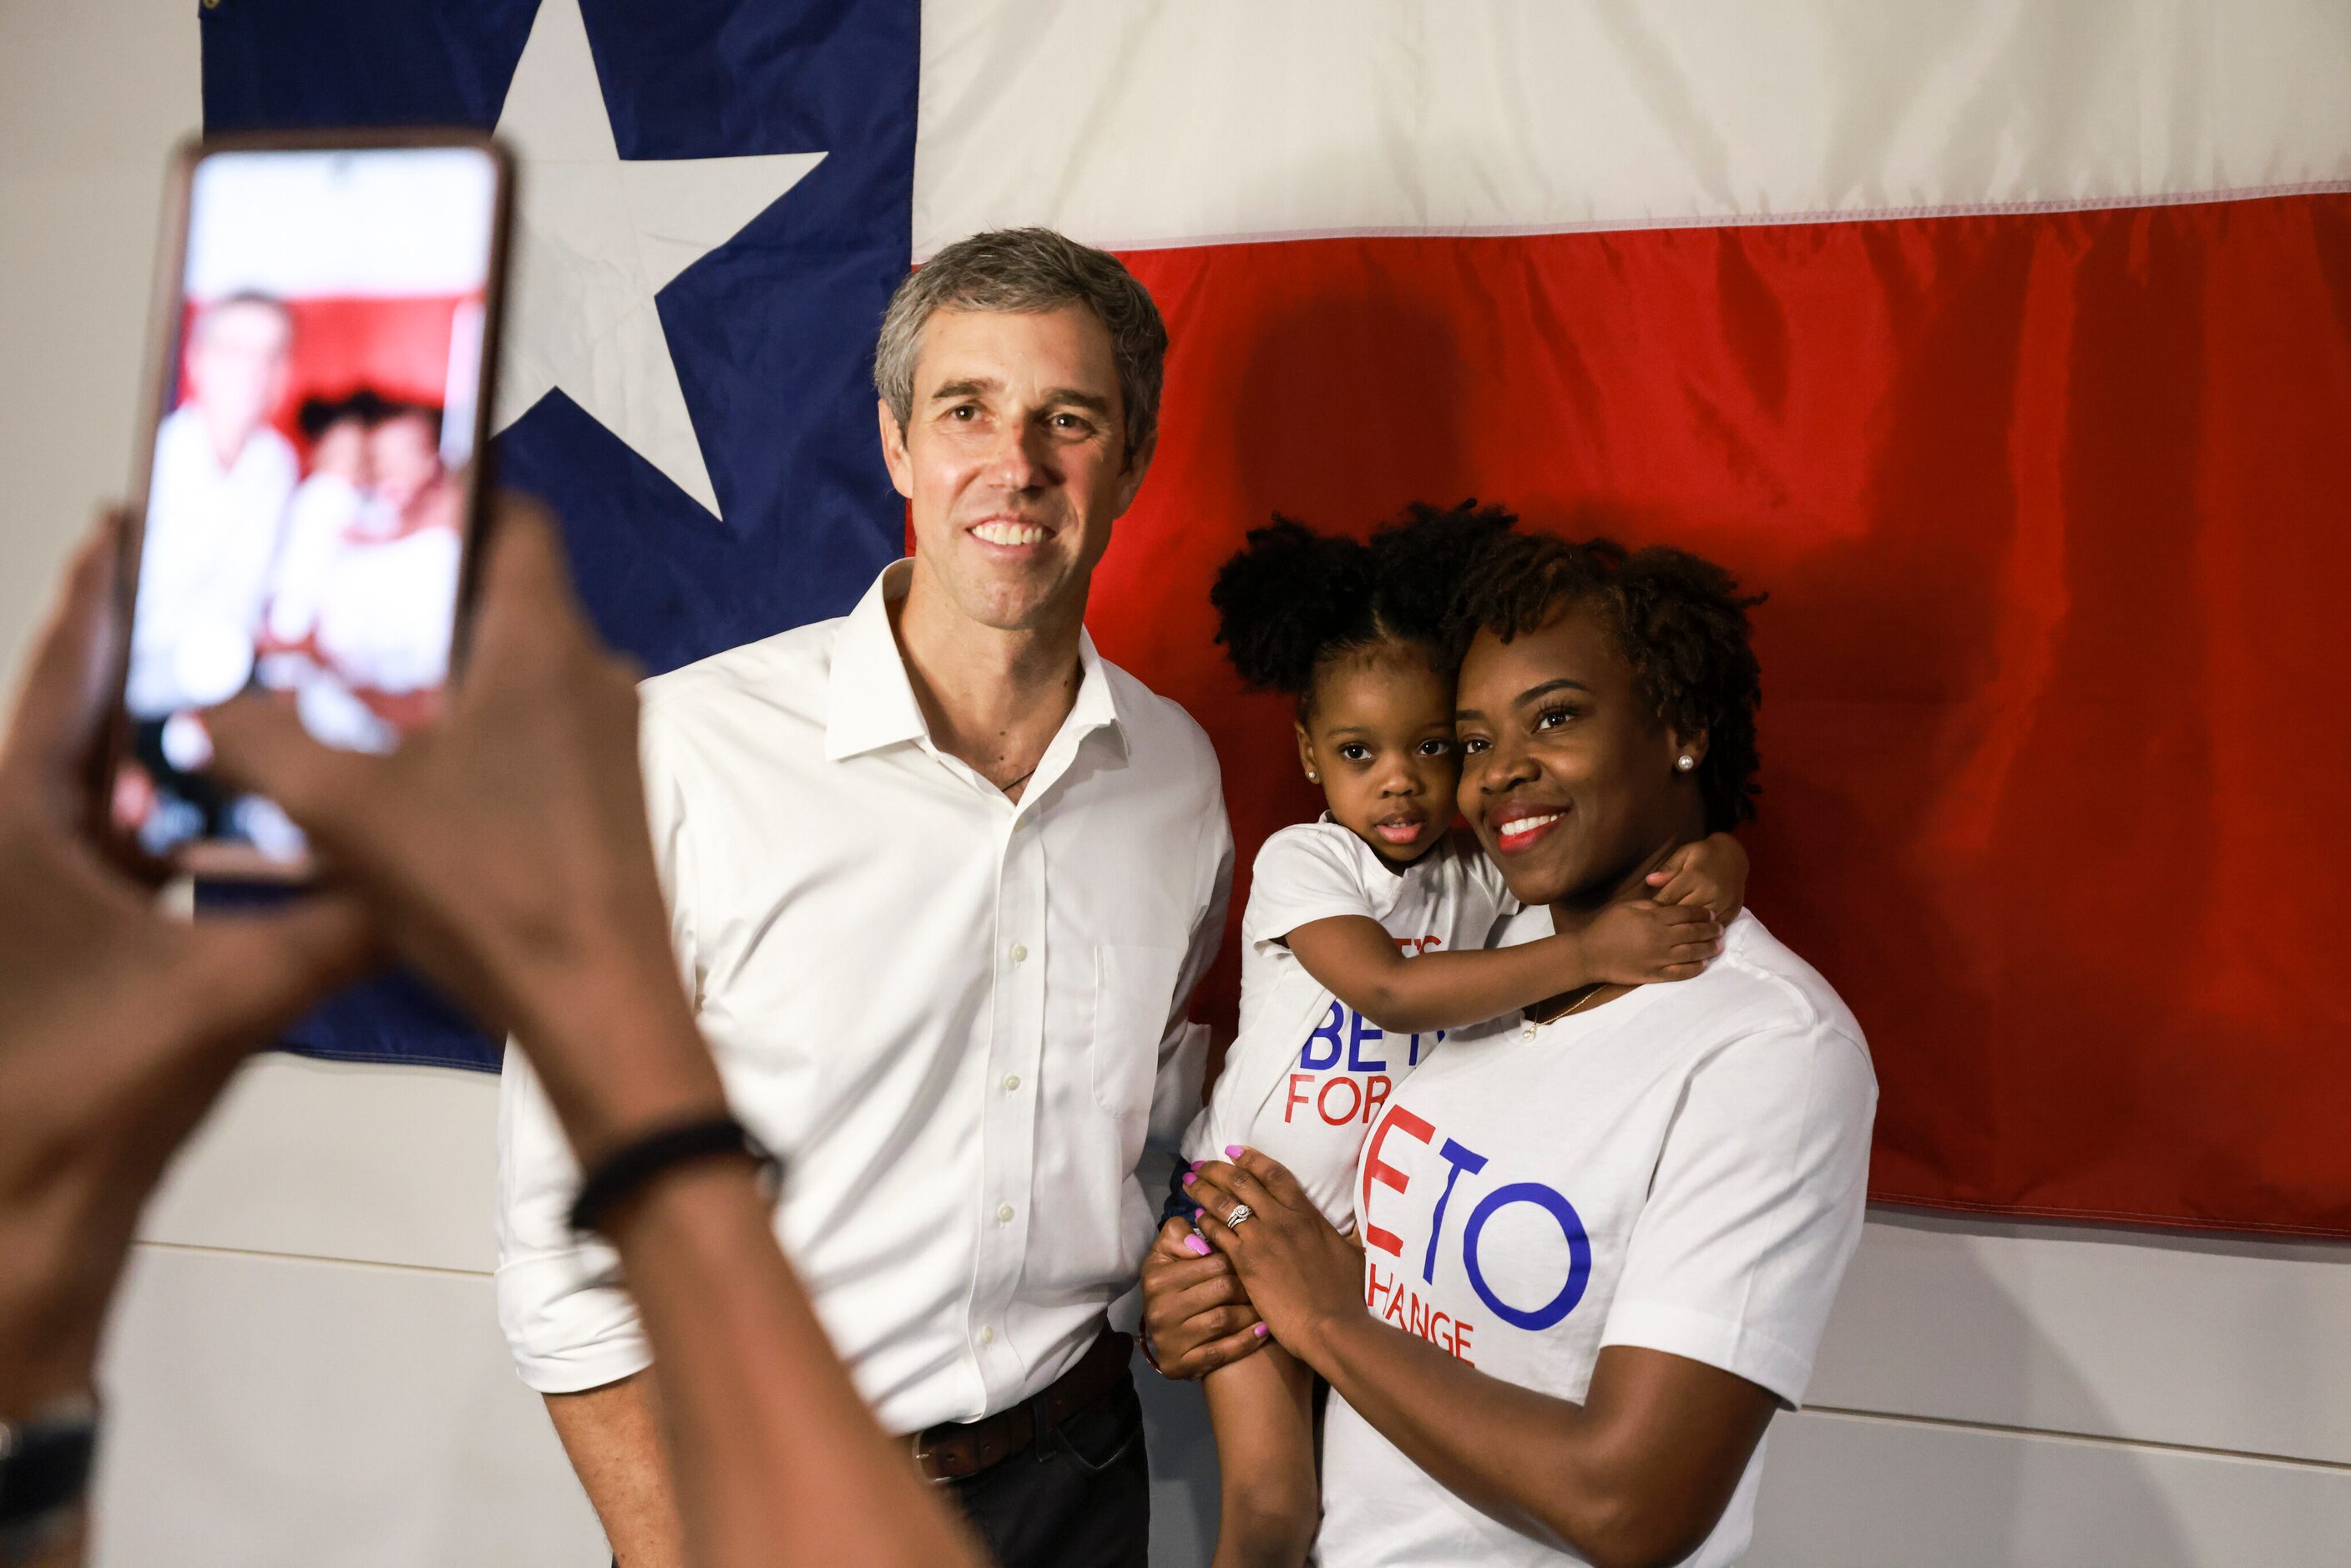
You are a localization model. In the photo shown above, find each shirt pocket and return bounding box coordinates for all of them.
[1091,944,1186,1149]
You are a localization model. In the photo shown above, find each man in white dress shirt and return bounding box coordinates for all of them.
[128,293,299,721]
[124,293,300,848]
[494,228,1231,1567]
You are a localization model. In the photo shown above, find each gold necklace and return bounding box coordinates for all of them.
[1527,984,1613,1027]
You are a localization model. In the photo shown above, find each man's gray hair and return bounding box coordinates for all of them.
[874,227,1168,461]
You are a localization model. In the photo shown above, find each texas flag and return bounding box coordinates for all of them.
[200,4,2351,1239]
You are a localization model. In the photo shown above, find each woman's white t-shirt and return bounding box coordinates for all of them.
[1317,910,1878,1568]
[1183,819,1514,1228]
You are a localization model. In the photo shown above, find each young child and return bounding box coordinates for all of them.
[1174,503,1748,1567]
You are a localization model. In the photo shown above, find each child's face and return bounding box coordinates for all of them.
[1296,645,1461,867]
[370,415,442,510]
[311,419,368,483]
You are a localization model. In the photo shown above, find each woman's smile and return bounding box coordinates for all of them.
[1489,802,1569,855]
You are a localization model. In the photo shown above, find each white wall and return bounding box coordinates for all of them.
[8,6,2349,1565]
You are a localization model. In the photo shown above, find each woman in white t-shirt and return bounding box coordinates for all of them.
[1159,532,1878,1568]
[1172,507,1749,1567]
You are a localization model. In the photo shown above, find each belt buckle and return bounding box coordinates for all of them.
[910,1429,955,1486]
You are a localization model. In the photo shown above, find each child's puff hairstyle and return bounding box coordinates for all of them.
[1211,500,1518,709]
[1452,532,1767,833]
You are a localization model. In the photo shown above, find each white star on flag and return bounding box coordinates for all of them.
[492,0,825,518]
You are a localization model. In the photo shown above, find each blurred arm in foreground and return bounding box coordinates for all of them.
[0,502,983,1568]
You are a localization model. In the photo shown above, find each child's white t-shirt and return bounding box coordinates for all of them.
[1314,911,1878,1568]
[1182,817,1514,1228]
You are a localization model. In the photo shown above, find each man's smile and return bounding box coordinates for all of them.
[965,514,1056,552]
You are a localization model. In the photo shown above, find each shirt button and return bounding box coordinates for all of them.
[979,1325,996,1345]
[996,1203,1015,1224]
[1003,1073,1021,1091]
[1520,1019,1538,1040]
[1010,943,1029,964]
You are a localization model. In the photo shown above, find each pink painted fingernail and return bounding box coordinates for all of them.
[1253,1323,1269,1338]
[1224,1145,1244,1159]
[1186,1233,1211,1257]
[1182,1171,1197,1186]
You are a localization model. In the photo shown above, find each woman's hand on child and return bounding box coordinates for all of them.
[1187,1148,1367,1369]
[1140,1216,1271,1379]
[1579,899,1722,985]
[1643,830,1749,923]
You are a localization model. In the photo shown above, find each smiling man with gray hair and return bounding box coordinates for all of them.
[493,227,1231,1567]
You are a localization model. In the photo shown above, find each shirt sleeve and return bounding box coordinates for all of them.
[493,1047,650,1393]
[1596,1024,1878,1408]
[640,697,703,1000]
[490,690,703,1393]
[1146,783,1235,1158]
[1241,825,1378,949]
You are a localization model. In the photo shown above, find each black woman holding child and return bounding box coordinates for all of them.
[1147,506,1875,1568]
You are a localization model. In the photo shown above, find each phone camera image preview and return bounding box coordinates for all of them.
[118,147,494,862]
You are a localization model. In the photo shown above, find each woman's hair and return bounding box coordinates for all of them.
[1211,501,1518,707]
[1452,533,1766,832]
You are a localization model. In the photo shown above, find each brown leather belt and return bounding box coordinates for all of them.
[902,1328,1133,1483]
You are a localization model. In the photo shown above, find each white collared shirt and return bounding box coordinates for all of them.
[128,403,299,716]
[494,560,1232,1434]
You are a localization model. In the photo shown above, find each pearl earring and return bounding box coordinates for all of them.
[1676,755,1696,772]
[1307,771,1320,782]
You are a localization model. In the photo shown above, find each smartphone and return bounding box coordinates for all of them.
[103,132,512,879]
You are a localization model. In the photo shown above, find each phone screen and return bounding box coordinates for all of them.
[112,142,503,875]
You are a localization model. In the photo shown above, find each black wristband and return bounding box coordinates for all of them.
[567,1115,781,1237]
[0,1392,98,1541]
